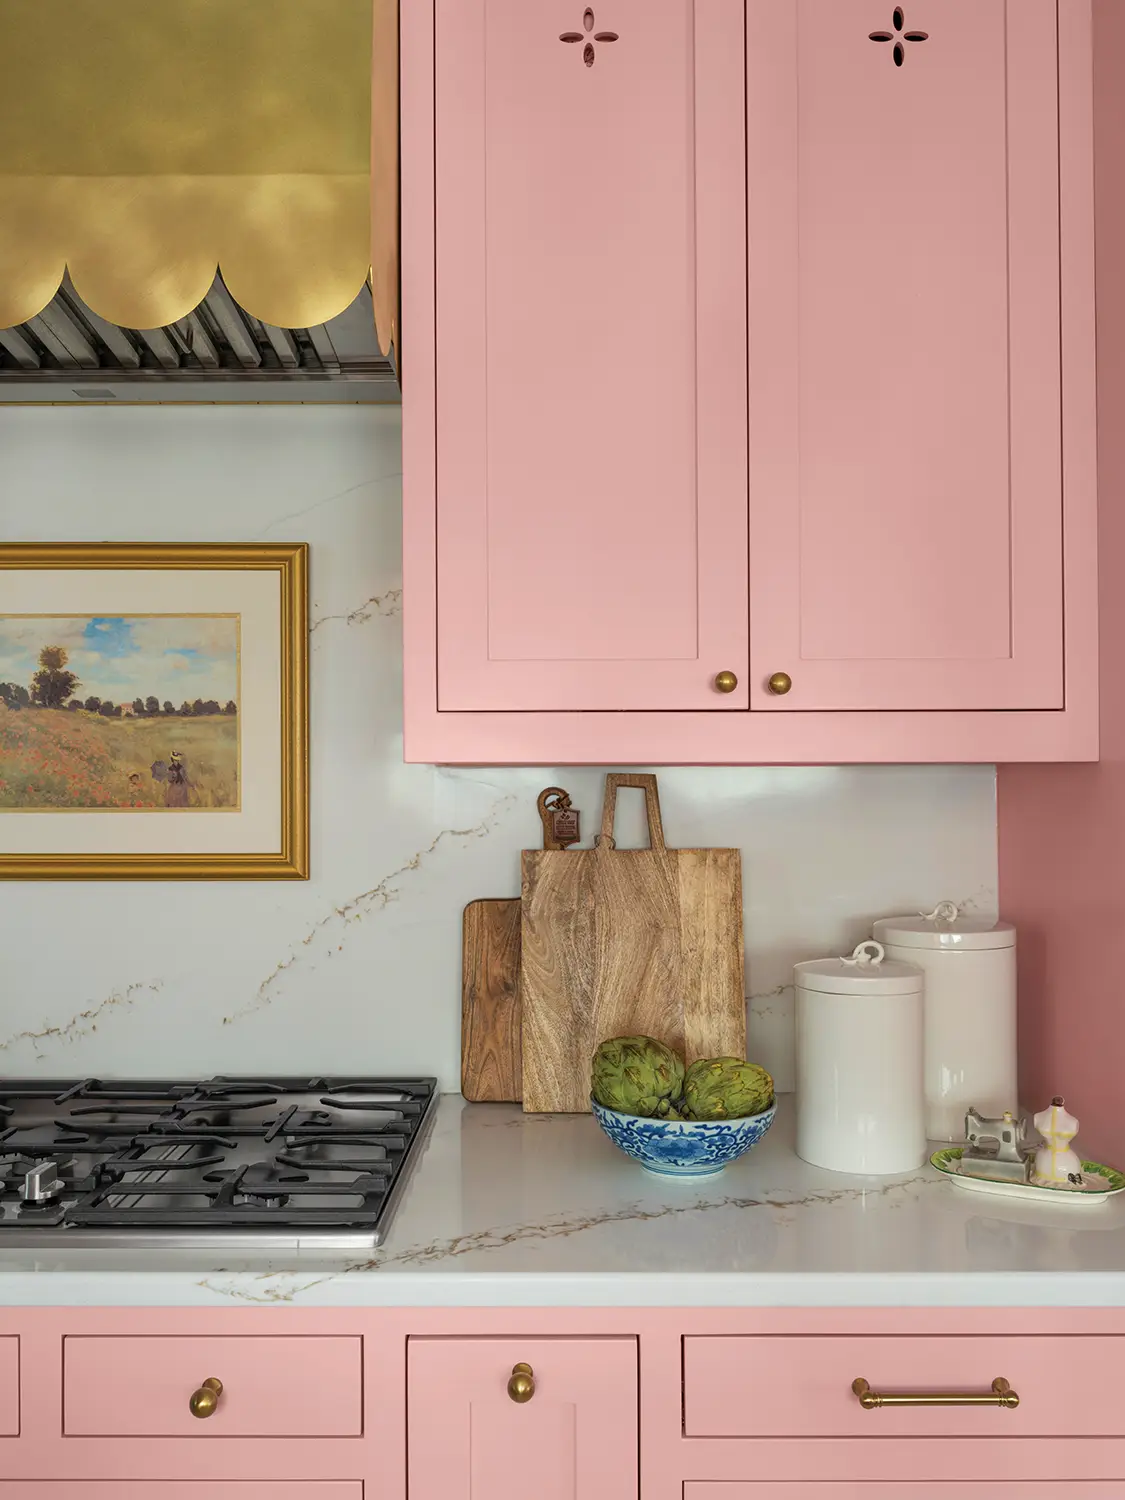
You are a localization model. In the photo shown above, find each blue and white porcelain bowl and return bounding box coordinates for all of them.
[590,1096,777,1178]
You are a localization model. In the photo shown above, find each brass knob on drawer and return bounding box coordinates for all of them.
[767,671,792,695]
[189,1377,224,1419]
[507,1362,535,1403]
[713,670,738,694]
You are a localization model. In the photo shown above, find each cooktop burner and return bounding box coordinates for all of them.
[0,1076,437,1250]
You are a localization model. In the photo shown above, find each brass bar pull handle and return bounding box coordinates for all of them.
[852,1376,1019,1410]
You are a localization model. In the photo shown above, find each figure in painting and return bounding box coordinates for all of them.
[150,751,190,808]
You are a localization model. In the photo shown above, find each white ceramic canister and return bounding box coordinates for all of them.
[873,901,1017,1143]
[795,940,926,1175]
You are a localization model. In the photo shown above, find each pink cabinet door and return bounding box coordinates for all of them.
[747,0,1063,711]
[407,1336,638,1499]
[434,0,748,711]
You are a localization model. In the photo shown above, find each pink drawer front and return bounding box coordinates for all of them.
[63,1336,362,1437]
[0,1338,16,1436]
[0,1489,361,1499]
[685,1488,1122,1498]
[683,1335,1125,1438]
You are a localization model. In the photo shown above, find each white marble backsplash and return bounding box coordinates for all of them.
[0,406,998,1090]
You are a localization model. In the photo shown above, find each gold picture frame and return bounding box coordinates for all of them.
[0,543,308,879]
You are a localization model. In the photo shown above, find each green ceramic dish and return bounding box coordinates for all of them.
[930,1146,1125,1204]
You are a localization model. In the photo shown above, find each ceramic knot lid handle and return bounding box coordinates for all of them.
[920,900,960,923]
[840,939,886,968]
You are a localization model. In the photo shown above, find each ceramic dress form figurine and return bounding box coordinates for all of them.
[1033,1096,1084,1187]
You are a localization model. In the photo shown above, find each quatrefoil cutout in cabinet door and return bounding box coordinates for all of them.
[559,6,619,66]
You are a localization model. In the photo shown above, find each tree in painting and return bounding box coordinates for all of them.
[30,646,80,708]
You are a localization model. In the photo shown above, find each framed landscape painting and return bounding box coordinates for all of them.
[0,544,308,879]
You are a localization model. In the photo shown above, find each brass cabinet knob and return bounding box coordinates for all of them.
[189,1377,224,1419]
[767,671,792,695]
[507,1362,535,1403]
[713,671,738,694]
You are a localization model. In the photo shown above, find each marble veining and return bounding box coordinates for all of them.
[227,794,519,1024]
[260,471,403,538]
[0,404,998,1087]
[195,1178,930,1305]
[0,982,164,1056]
[310,587,402,632]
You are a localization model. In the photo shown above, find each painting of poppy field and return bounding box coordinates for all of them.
[0,615,239,811]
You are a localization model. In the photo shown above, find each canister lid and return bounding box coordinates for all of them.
[795,940,924,996]
[873,900,1015,952]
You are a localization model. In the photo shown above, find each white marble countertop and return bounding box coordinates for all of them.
[0,1097,1123,1307]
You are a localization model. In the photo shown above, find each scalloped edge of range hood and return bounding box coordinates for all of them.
[0,274,399,404]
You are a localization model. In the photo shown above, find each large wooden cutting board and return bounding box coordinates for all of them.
[520,774,745,1113]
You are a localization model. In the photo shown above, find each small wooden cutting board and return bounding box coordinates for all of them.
[461,897,522,1102]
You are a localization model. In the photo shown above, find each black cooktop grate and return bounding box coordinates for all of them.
[0,1075,437,1238]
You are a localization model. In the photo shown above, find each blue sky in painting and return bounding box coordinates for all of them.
[0,616,238,705]
[83,617,140,658]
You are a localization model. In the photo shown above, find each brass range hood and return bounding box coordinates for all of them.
[0,0,398,402]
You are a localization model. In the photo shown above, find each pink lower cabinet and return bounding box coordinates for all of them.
[63,1335,362,1437]
[4,1308,1125,1496]
[406,1336,639,1500]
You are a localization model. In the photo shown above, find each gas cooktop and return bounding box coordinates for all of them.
[0,1076,438,1250]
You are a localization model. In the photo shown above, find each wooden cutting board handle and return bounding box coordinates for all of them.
[597,772,666,852]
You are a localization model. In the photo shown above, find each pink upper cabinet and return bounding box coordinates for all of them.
[747,0,1064,712]
[401,0,1097,764]
[432,0,748,711]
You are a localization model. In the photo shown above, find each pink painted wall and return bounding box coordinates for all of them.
[997,0,1120,1162]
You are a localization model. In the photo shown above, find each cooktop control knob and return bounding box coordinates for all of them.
[22,1160,62,1203]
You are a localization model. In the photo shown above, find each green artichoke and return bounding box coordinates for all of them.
[654,1097,687,1122]
[683,1057,774,1120]
[591,1035,685,1117]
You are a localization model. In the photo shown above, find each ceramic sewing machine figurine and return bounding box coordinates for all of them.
[960,1106,1032,1183]
[1032,1096,1085,1187]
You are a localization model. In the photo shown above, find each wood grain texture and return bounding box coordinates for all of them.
[520,776,745,1113]
[461,898,522,1102]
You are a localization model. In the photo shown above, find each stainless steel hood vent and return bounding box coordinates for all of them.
[0,274,398,403]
